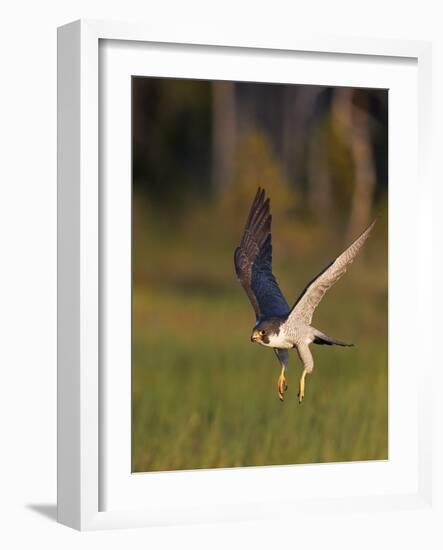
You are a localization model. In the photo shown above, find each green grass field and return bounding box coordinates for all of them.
[131,199,388,472]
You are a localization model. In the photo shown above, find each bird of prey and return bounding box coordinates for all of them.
[234,188,375,403]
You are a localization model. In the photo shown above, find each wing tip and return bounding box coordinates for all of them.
[254,186,269,204]
[247,189,271,234]
[360,218,377,240]
[368,218,377,231]
[254,186,266,204]
[353,218,377,244]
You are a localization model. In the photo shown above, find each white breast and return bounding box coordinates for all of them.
[266,330,293,349]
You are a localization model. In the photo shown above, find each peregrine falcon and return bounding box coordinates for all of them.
[234,188,375,403]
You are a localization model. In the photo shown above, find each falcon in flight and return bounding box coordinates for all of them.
[234,188,375,403]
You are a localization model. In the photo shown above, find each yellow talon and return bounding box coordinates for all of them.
[298,369,307,404]
[277,369,287,401]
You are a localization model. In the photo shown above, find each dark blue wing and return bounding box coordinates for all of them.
[234,188,290,320]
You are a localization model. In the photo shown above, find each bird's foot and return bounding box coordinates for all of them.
[298,369,307,404]
[277,371,288,401]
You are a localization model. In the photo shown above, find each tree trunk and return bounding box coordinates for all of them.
[211,81,237,195]
[307,125,332,220]
[282,86,322,191]
[331,89,376,241]
[346,95,376,240]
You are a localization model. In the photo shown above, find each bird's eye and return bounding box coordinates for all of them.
[260,330,266,336]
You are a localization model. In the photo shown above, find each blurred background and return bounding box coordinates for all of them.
[132,77,388,472]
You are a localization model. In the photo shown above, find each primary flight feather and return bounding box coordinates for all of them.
[234,187,375,402]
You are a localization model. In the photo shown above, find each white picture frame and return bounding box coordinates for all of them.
[57,19,434,531]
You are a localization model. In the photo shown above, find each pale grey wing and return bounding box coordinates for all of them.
[234,188,290,320]
[287,221,376,326]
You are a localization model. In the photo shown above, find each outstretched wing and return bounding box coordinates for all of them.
[287,221,376,326]
[234,188,290,320]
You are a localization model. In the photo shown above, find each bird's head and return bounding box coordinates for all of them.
[251,318,283,347]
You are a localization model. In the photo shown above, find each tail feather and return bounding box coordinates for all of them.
[313,330,353,347]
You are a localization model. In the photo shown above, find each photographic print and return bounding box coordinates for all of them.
[132,77,388,472]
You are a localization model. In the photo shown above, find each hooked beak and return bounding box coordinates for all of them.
[251,330,261,343]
